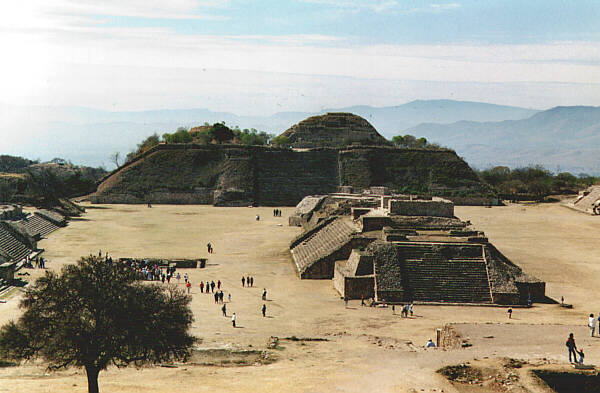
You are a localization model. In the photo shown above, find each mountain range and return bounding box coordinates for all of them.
[2,100,599,175]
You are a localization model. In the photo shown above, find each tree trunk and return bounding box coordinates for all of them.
[85,364,100,393]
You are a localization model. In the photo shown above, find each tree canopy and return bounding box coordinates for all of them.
[0,256,196,393]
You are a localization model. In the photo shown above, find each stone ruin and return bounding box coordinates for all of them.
[288,187,545,305]
[0,206,69,292]
[280,112,389,148]
[567,185,600,214]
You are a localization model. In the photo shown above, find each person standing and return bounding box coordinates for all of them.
[262,288,267,301]
[228,293,231,302]
[589,314,596,337]
[222,303,227,316]
[217,280,221,290]
[409,303,414,317]
[186,281,191,294]
[200,281,204,293]
[211,281,215,293]
[232,313,236,328]
[262,304,266,317]
[507,308,513,319]
[566,333,577,363]
[214,292,219,304]
[250,277,254,287]
[361,293,365,306]
[344,296,348,308]
[242,276,245,287]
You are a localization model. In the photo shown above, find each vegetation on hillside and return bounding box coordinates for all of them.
[0,155,105,205]
[391,134,449,150]
[477,165,598,201]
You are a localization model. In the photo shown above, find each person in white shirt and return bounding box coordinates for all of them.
[589,314,596,337]
[232,313,237,328]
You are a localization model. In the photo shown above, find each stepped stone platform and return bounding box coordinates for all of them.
[0,224,33,264]
[19,214,60,239]
[566,185,600,214]
[290,217,373,279]
[290,192,545,305]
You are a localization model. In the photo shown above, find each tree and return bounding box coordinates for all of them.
[271,135,290,147]
[0,256,196,393]
[209,123,234,144]
[110,152,120,168]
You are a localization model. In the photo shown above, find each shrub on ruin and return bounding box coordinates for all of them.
[0,256,196,393]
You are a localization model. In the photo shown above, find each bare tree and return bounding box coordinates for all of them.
[110,152,120,168]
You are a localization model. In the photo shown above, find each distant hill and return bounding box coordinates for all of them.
[326,100,539,136]
[0,99,548,169]
[406,106,600,175]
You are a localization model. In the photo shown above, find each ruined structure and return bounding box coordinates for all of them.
[92,144,493,206]
[280,112,389,148]
[567,185,600,214]
[289,189,544,305]
[0,207,68,291]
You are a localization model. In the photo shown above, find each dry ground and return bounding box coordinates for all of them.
[0,202,598,392]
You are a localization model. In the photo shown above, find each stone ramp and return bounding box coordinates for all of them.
[572,185,600,214]
[0,224,33,263]
[291,217,357,278]
[20,214,60,238]
[385,243,492,303]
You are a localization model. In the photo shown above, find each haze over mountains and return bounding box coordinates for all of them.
[2,100,599,175]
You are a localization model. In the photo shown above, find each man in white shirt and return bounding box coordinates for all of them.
[589,314,596,337]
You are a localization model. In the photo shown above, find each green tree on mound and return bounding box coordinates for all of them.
[209,123,234,144]
[0,256,196,393]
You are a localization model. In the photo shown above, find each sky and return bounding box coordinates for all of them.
[0,0,599,115]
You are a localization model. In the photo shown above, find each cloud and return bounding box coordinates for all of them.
[429,3,461,12]
[298,0,399,13]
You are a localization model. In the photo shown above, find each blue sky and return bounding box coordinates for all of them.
[0,0,599,115]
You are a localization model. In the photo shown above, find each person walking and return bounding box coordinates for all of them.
[589,314,596,337]
[206,282,210,294]
[219,290,224,303]
[200,281,204,293]
[507,308,513,319]
[250,277,254,287]
[262,288,267,301]
[228,293,231,302]
[242,276,245,287]
[232,313,237,328]
[214,292,219,304]
[344,296,348,308]
[184,273,189,284]
[211,281,215,293]
[222,303,227,316]
[186,281,191,294]
[566,333,578,363]
[176,273,181,283]
[262,304,266,317]
[217,280,221,290]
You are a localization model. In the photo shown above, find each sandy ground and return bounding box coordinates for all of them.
[0,202,599,392]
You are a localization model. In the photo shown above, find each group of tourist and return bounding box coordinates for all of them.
[241,276,255,287]
[23,255,45,269]
[273,209,282,217]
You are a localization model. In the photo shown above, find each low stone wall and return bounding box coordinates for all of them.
[389,199,454,217]
[92,190,214,205]
[360,215,391,231]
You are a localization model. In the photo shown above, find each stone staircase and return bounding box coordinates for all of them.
[0,225,33,263]
[20,214,60,238]
[291,217,357,277]
[399,244,492,303]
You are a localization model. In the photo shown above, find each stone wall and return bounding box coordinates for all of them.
[94,144,493,206]
[389,199,454,217]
